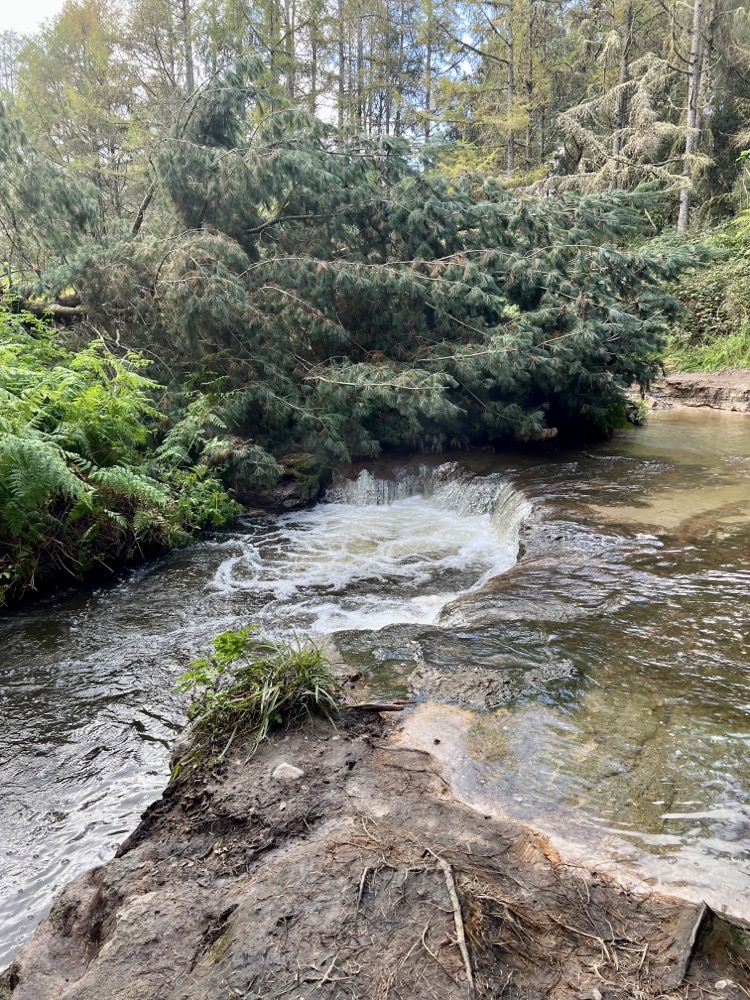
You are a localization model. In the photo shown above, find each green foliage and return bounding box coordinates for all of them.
[53,65,706,457]
[664,328,750,373]
[175,625,340,769]
[661,220,750,372]
[158,394,284,492]
[0,306,239,604]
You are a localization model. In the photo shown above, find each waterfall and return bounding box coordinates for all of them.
[211,463,531,633]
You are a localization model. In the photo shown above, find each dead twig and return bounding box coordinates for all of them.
[356,866,370,917]
[421,924,457,984]
[316,954,339,988]
[425,849,475,998]
[345,703,412,712]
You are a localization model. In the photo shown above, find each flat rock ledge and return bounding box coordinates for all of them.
[2,715,748,1000]
[641,370,750,412]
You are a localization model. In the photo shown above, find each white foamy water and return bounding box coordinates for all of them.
[211,466,531,633]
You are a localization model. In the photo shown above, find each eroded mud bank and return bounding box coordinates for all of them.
[642,370,750,411]
[2,715,747,1000]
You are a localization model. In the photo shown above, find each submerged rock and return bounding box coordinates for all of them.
[409,658,576,709]
[2,715,747,1000]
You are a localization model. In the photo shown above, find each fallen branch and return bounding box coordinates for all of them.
[344,702,414,712]
[426,849,475,998]
[11,297,86,320]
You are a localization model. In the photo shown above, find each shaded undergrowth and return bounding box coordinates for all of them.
[0,306,239,606]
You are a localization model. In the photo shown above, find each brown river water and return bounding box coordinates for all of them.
[1,408,749,968]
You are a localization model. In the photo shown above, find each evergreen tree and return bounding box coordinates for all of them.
[51,64,703,466]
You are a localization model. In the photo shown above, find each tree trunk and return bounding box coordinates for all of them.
[507,12,515,176]
[610,0,634,191]
[310,34,318,115]
[699,0,719,115]
[356,10,364,131]
[180,0,194,96]
[424,0,433,140]
[394,2,406,135]
[337,0,346,132]
[284,0,295,100]
[525,25,534,168]
[677,0,704,231]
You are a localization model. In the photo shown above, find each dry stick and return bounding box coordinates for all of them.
[356,866,370,917]
[426,849,475,998]
[316,954,339,988]
[345,703,409,712]
[420,924,457,984]
[637,942,649,973]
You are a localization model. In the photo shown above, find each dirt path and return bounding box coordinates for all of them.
[2,714,747,1000]
[642,370,750,411]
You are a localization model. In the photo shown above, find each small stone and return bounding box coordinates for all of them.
[279,802,287,811]
[272,762,305,781]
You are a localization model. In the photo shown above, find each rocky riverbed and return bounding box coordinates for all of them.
[2,713,748,1000]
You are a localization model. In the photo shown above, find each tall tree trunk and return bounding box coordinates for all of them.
[677,0,704,231]
[394,1,406,135]
[284,0,295,99]
[424,0,433,140]
[180,0,194,96]
[507,12,515,176]
[310,34,318,115]
[610,0,634,191]
[525,27,534,168]
[699,0,719,114]
[539,107,545,163]
[337,0,346,131]
[356,10,364,131]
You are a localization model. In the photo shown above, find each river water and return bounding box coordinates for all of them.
[1,409,749,967]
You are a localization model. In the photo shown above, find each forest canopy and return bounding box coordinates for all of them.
[1,66,703,462]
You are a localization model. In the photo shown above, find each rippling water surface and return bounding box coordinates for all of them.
[1,409,749,967]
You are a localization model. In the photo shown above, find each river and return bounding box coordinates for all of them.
[1,408,749,968]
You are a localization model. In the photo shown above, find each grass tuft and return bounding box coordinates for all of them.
[174,625,340,771]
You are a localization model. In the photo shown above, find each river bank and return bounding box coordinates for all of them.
[640,369,750,411]
[2,712,748,1000]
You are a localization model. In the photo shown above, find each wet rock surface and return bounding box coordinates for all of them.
[409,657,576,709]
[642,370,750,412]
[2,715,747,1000]
[438,514,633,630]
[238,453,332,512]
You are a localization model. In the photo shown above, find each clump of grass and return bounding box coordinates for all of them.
[664,326,750,373]
[175,625,340,770]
